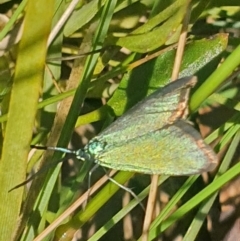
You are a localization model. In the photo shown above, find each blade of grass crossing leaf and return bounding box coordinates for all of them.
[217,124,240,150]
[204,114,240,145]
[217,127,240,175]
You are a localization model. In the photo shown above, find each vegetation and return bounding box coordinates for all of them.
[0,0,240,240]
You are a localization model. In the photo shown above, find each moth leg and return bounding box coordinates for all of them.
[101,168,145,211]
[85,164,100,206]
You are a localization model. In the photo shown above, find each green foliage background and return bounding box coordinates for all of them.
[0,0,240,240]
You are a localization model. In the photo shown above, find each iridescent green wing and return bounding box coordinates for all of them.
[98,77,197,146]
[95,120,217,175]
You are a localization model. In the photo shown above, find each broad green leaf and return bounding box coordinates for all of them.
[108,33,228,116]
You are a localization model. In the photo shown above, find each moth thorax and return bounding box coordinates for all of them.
[86,139,106,156]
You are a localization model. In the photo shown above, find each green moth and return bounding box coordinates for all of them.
[51,76,218,175]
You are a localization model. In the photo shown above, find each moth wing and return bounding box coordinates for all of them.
[98,77,197,145]
[96,120,217,175]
